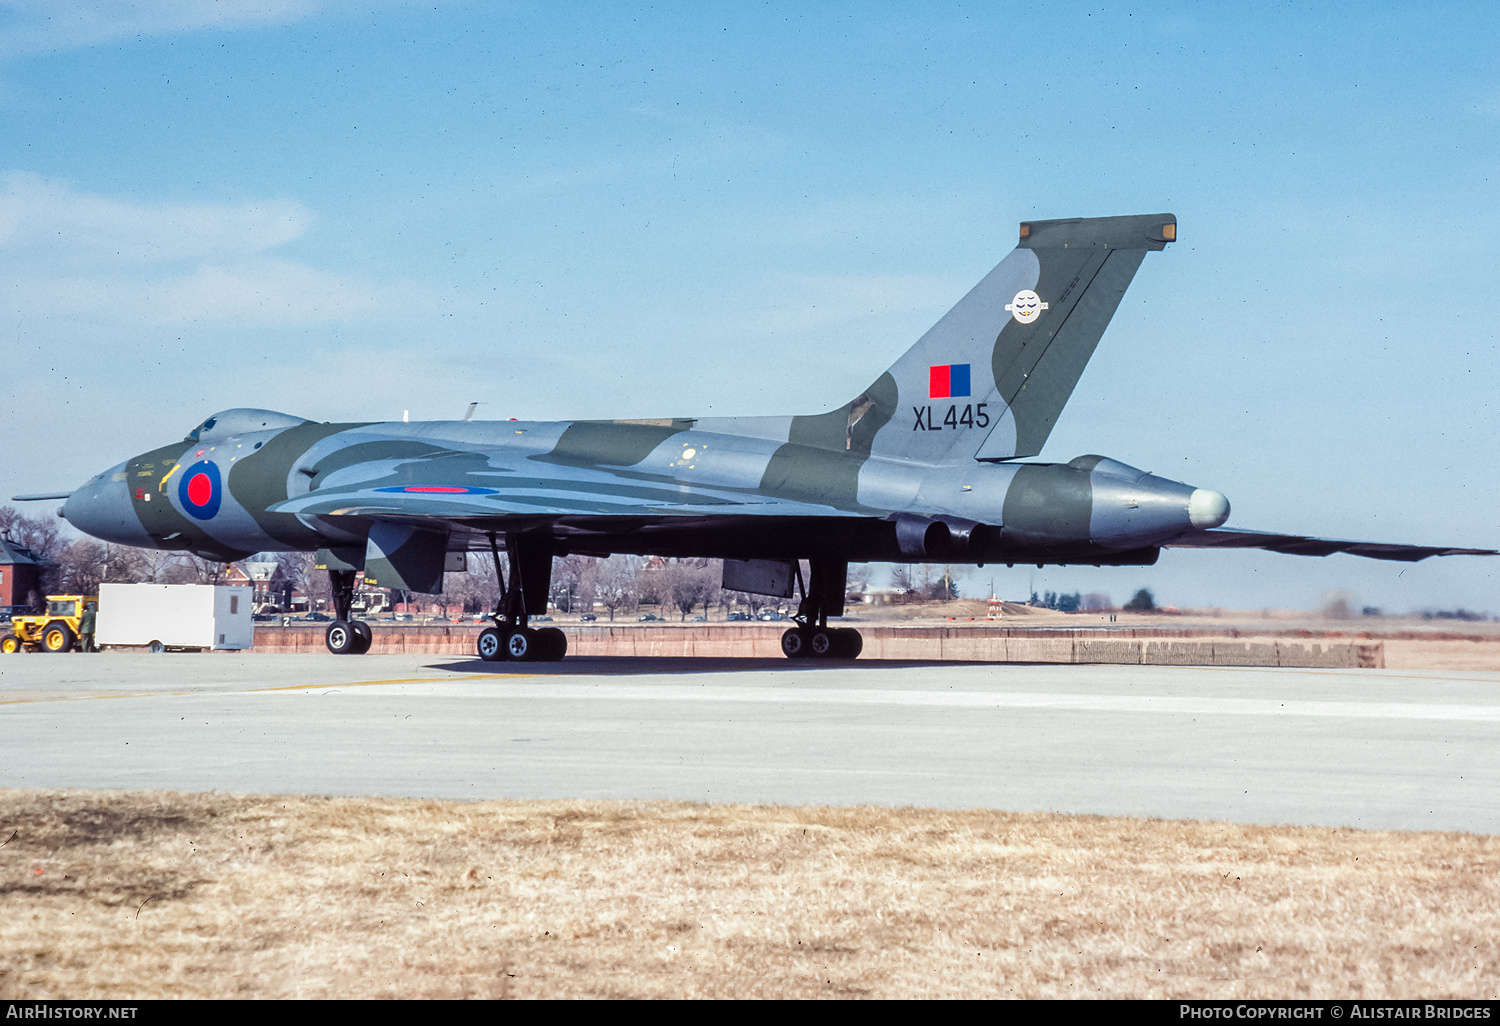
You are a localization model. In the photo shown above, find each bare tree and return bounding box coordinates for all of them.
[52,539,158,594]
[890,564,913,602]
[595,554,640,622]
[2,506,62,561]
[445,551,505,614]
[635,557,666,611]
[662,559,716,620]
[549,554,593,613]
[126,547,182,584]
[575,557,599,616]
[177,554,236,585]
[847,563,871,594]
[2,504,67,595]
[274,551,327,611]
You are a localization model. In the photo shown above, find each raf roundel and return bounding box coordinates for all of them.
[177,460,223,520]
[1005,289,1049,324]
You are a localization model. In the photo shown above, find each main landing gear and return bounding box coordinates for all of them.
[324,569,372,655]
[780,559,863,660]
[476,532,567,663]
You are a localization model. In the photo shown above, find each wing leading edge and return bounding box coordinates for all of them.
[1164,527,1498,563]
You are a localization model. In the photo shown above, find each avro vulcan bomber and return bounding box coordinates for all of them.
[24,214,1496,660]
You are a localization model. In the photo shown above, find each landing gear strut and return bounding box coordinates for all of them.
[780,559,862,660]
[476,532,566,663]
[324,568,372,655]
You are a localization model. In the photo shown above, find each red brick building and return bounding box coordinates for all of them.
[0,536,50,613]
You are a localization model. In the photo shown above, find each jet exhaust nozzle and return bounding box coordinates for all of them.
[891,513,993,559]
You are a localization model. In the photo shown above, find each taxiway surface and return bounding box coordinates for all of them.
[3,654,1497,833]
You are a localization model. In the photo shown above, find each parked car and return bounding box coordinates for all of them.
[532,615,552,622]
[579,614,597,622]
[637,613,663,622]
[302,612,332,622]
[727,611,750,622]
[688,616,706,622]
[755,610,783,621]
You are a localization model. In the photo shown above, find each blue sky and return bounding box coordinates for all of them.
[2,1,1498,612]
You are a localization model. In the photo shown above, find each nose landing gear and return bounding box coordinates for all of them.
[324,569,372,655]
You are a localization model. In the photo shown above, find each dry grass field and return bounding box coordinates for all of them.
[1,789,1496,999]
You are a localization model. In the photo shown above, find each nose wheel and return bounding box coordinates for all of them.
[323,569,373,654]
[325,619,372,655]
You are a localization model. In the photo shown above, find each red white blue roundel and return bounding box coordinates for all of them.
[177,460,222,520]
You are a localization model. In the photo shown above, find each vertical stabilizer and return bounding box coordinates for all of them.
[858,213,1175,465]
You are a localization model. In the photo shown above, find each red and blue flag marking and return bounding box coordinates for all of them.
[929,363,970,399]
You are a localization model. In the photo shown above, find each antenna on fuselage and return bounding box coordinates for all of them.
[464,402,479,422]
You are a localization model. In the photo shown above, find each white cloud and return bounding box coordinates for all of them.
[0,0,328,57]
[0,171,309,263]
[0,171,416,325]
[9,260,392,325]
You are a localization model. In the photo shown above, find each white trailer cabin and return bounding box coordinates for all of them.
[95,583,254,651]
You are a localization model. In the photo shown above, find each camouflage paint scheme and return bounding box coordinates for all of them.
[57,214,1496,592]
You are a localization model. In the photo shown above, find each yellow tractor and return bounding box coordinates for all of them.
[1,595,96,653]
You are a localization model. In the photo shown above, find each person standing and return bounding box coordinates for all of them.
[78,601,97,653]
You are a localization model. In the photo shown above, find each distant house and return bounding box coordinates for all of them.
[242,561,292,611]
[0,536,52,613]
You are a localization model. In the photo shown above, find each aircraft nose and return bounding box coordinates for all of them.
[63,463,155,547]
[1188,488,1231,529]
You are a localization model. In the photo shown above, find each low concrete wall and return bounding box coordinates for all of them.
[251,623,1388,668]
[1383,639,1500,671]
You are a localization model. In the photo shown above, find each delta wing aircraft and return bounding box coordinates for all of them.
[18,214,1495,660]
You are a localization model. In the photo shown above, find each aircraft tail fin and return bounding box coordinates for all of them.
[850,213,1175,465]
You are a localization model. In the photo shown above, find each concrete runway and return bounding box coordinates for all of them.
[3,653,1498,834]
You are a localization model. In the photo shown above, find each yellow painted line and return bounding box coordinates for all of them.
[251,673,535,692]
[0,690,197,706]
[158,462,182,493]
[0,672,538,706]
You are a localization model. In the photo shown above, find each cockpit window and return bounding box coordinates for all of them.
[184,416,218,443]
[184,410,303,444]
